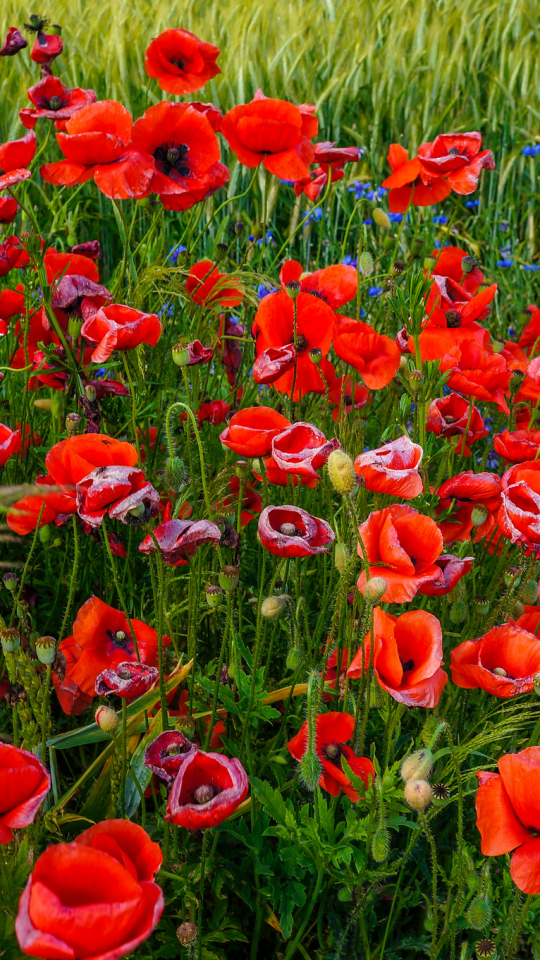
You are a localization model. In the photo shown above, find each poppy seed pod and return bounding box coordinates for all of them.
[404,779,432,810]
[235,459,250,479]
[35,635,56,665]
[410,237,424,258]
[95,704,119,736]
[327,449,356,495]
[309,347,322,364]
[219,565,239,591]
[363,576,388,604]
[373,208,391,230]
[472,595,489,615]
[401,749,433,782]
[285,280,301,299]
[206,584,223,608]
[3,572,18,593]
[172,343,190,367]
[65,412,81,436]
[471,504,489,527]
[423,256,437,272]
[177,923,198,946]
[0,627,20,653]
[408,369,424,393]
[475,940,497,960]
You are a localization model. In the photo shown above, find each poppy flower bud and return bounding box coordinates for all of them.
[504,567,520,587]
[261,596,287,619]
[176,923,198,946]
[373,208,391,230]
[391,260,406,276]
[461,256,475,274]
[0,627,20,653]
[219,565,239,592]
[450,600,466,624]
[512,600,525,619]
[68,318,83,339]
[371,827,390,862]
[473,595,490,616]
[172,343,190,367]
[205,584,223,608]
[327,449,356,496]
[363,576,387,605]
[65,412,81,436]
[404,779,432,811]
[522,579,539,605]
[410,238,424,258]
[235,459,250,479]
[85,383,97,403]
[3,572,18,593]
[359,251,374,276]
[510,369,525,396]
[34,398,52,412]
[408,369,424,393]
[95,704,119,736]
[300,751,322,791]
[491,337,505,354]
[285,280,301,299]
[475,939,497,959]
[164,455,186,492]
[423,256,437,272]
[471,504,489,527]
[334,542,350,574]
[400,749,433,782]
[309,347,322,364]
[286,647,303,671]
[41,526,52,545]
[35,635,56,665]
[466,897,492,931]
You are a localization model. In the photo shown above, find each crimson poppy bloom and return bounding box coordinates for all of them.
[30,31,63,65]
[0,287,25,326]
[0,130,35,190]
[0,423,21,467]
[215,313,246,386]
[95,661,158,699]
[426,393,488,455]
[131,101,229,212]
[0,197,18,223]
[271,422,339,479]
[415,276,495,362]
[52,275,112,325]
[348,607,447,707]
[475,747,540,894]
[221,89,317,180]
[0,236,26,277]
[77,465,159,528]
[357,504,444,603]
[354,435,423,499]
[494,429,540,463]
[333,317,401,389]
[184,339,213,365]
[144,731,197,783]
[197,399,230,426]
[427,246,484,295]
[219,406,290,457]
[382,143,452,213]
[139,518,221,566]
[498,460,540,550]
[418,554,473,596]
[519,307,540,356]
[328,374,369,421]
[252,456,318,488]
[287,712,374,801]
[20,76,97,130]
[418,132,495,194]
[0,27,27,56]
[436,472,502,544]
[144,28,220,95]
[72,240,101,260]
[53,596,172,715]
[451,624,540,698]
[166,750,248,829]
[40,100,155,200]
[258,504,335,558]
[252,344,297,385]
[279,258,357,309]
[440,341,511,414]
[516,607,540,634]
[294,164,345,201]
[16,825,164,959]
[80,303,162,362]
[186,260,243,309]
[0,744,50,844]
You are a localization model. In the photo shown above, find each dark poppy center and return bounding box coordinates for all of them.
[154,141,190,177]
[445,310,461,328]
[116,666,132,680]
[323,742,343,766]
[169,57,185,70]
[295,334,309,353]
[448,147,460,156]
[63,296,85,317]
[106,629,134,654]
[193,784,215,804]
[401,658,415,673]
[280,522,298,537]
[307,289,330,304]
[48,95,63,110]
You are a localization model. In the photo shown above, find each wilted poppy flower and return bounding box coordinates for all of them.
[436,472,502,544]
[81,303,162,362]
[197,399,230,426]
[494,429,540,463]
[418,554,473,596]
[219,406,290,457]
[0,744,50,844]
[258,504,335,557]
[418,132,495,194]
[0,423,21,467]
[382,143,452,213]
[131,101,229,211]
[95,661,158,699]
[215,313,245,386]
[16,823,164,959]
[348,607,447,707]
[166,750,248,829]
[144,28,220,95]
[0,130,35,190]
[185,339,213,365]
[186,260,243,308]
[498,460,540,550]
[333,317,401,389]
[221,89,318,180]
[40,100,155,200]
[30,31,63,65]
[328,374,369,420]
[357,504,444,603]
[287,712,374,801]
[52,274,112,325]
[20,76,97,130]
[253,344,297,384]
[440,341,511,414]
[0,197,18,224]
[451,624,540,698]
[426,393,488,455]
[77,465,159,528]
[427,246,484,295]
[0,27,28,56]
[53,596,172,715]
[279,258,357,310]
[271,422,339,479]
[144,731,197,783]
[139,518,221,566]
[354,435,423,499]
[72,240,101,260]
[475,747,540,894]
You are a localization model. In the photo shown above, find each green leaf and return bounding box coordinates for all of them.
[250,777,289,826]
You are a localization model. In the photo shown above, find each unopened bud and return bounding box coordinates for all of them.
[39,524,51,543]
[34,398,52,412]
[172,343,190,367]
[205,584,223,608]
[334,542,350,574]
[373,208,391,230]
[177,922,198,946]
[300,751,322,791]
[404,779,432,811]
[371,827,390,862]
[35,635,56,665]
[234,221,245,236]
[401,749,433,782]
[450,600,467,624]
[286,647,303,671]
[219,565,239,592]
[359,251,374,276]
[522,579,539,605]
[95,705,119,736]
[327,449,356,495]
[66,412,81,435]
[261,596,287,619]
[466,896,492,930]
[471,505,489,527]
[364,576,387,604]
[285,281,301,299]
[164,455,186,492]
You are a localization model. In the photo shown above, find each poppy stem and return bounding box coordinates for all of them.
[121,352,141,462]
[120,697,127,818]
[40,663,52,772]
[419,811,438,960]
[9,502,45,628]
[204,594,232,751]
[101,518,141,661]
[504,892,531,959]
[146,534,168,731]
[58,514,79,643]
[197,829,209,960]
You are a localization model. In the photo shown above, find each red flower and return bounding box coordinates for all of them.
[0,197,18,223]
[294,164,345,201]
[139,518,221,566]
[451,624,540,698]
[219,406,290,457]
[20,76,97,130]
[287,712,374,801]
[81,303,161,362]
[328,374,369,421]
[53,596,172,715]
[279,258,357,310]
[333,317,401,389]
[190,101,223,131]
[494,429,540,463]
[418,132,495,194]
[30,32,63,65]
[185,339,213,365]
[258,504,335,557]
[519,307,540,356]
[382,143,452,213]
[271,422,339,479]
[197,399,230,426]
[51,275,112,324]
[252,344,296,384]
[427,246,484,295]
[131,102,229,212]
[221,89,318,181]
[436,472,502,544]
[0,744,50,844]
[440,341,511,415]
[354,435,423,499]
[144,731,197,783]
[347,607,447,707]
[475,747,540,894]
[0,28,28,56]
[165,751,248,829]
[76,465,159,527]
[0,423,21,467]
[252,456,318,488]
[426,393,488,455]
[415,275,495,362]
[0,130,35,190]
[418,554,473,596]
[144,29,220,95]
[40,101,155,200]
[0,236,26,277]
[95,661,158,699]
[357,504,444,603]
[16,822,164,959]
[498,460,540,550]
[186,260,243,308]
[0,287,25,325]
[71,240,101,260]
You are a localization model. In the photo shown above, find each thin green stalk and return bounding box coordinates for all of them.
[282,866,325,960]
[59,515,80,643]
[120,697,127,819]
[197,830,209,960]
[101,518,140,661]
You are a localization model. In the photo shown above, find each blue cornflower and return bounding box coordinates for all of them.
[368,286,383,297]
[359,308,366,318]
[497,259,513,268]
[465,199,479,209]
[342,255,357,267]
[168,243,187,264]
[508,327,516,337]
[158,302,174,317]
[389,212,403,223]
[304,207,323,223]
[363,218,373,225]
[249,231,274,245]
[499,221,510,232]
[522,144,540,156]
[432,215,448,225]
[257,284,277,299]
[524,264,540,271]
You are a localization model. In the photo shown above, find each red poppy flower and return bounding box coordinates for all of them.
[418,554,473,596]
[494,429,540,463]
[354,435,423,499]
[20,76,97,130]
[166,750,248,829]
[71,240,101,260]
[258,504,335,558]
[144,731,197,783]
[333,317,401,389]
[294,164,345,201]
[197,399,230,426]
[426,393,488,455]
[131,101,229,212]
[0,197,18,223]
[16,827,164,959]
[53,596,172,715]
[348,607,447,707]
[52,275,112,326]
[139,518,221,566]
[0,130,35,190]
[415,276,496,362]
[186,260,243,308]
[252,456,318,488]
[328,374,369,421]
[0,423,21,467]
[81,303,162,362]
[219,406,290,457]
[418,132,495,194]
[357,504,444,603]
[475,747,540,894]
[0,287,25,324]
[451,624,540,698]
[144,28,220,95]
[40,101,155,200]
[516,606,540,634]
[30,31,63,65]
[279,258,357,310]
[436,472,502,544]
[498,460,540,550]
[440,341,511,414]
[0,744,50,844]
[252,344,296,384]
[519,307,540,356]
[271,422,339,479]
[77,465,159,528]
[95,661,158,699]
[287,712,374,801]
[221,89,317,180]
[382,143,452,213]
[0,27,27,56]
[427,246,484,295]
[184,339,213,365]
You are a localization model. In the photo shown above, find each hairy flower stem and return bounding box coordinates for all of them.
[40,663,52,771]
[120,698,127,818]
[122,352,141,461]
[504,892,531,959]
[239,548,268,759]
[146,534,168,731]
[9,503,45,628]
[59,515,80,643]
[101,519,141,661]
[356,606,375,756]
[197,829,209,960]
[204,595,233,750]
[420,812,439,960]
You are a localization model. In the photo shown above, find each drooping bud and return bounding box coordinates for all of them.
[408,369,424,393]
[95,705,119,736]
[66,412,81,436]
[164,455,186,492]
[261,596,287,619]
[300,751,322,791]
[471,505,489,528]
[285,280,301,299]
[466,897,492,931]
[172,343,190,367]
[205,584,223,608]
[373,208,391,230]
[327,449,356,495]
[286,647,303,672]
[359,251,374,276]
[219,565,239,592]
[299,670,322,790]
[404,779,432,811]
[399,354,409,375]
[176,923,198,946]
[364,576,387,604]
[34,398,52,412]
[522,579,539,605]
[450,600,467,624]
[371,827,390,862]
[401,749,433,782]
[334,542,350,574]
[35,635,56,665]
[0,627,20,653]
